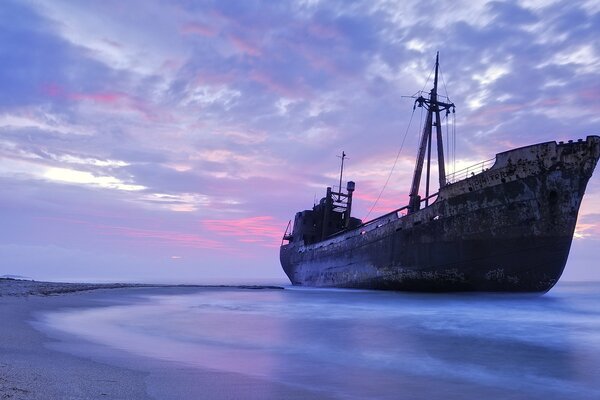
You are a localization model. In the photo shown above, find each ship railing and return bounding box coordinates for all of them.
[445,157,495,184]
[319,192,439,243]
[354,192,439,232]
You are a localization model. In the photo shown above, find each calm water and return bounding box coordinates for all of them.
[41,283,600,399]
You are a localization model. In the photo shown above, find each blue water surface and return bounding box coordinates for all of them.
[41,282,600,399]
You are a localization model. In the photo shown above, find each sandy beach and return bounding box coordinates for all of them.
[0,280,149,399]
[0,279,325,400]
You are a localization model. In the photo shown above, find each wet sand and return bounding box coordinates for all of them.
[0,279,325,400]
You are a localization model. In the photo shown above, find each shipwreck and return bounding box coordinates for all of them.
[280,53,600,292]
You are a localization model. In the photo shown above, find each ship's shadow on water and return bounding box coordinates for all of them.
[40,283,600,400]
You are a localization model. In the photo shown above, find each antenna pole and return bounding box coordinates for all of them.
[337,151,346,196]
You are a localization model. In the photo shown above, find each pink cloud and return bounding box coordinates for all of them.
[228,34,262,57]
[249,71,309,98]
[580,86,600,102]
[161,58,185,72]
[69,92,124,104]
[301,48,341,76]
[202,216,285,247]
[41,83,123,104]
[539,98,561,107]
[41,83,64,97]
[40,83,172,122]
[278,23,348,78]
[38,216,227,250]
[307,23,342,41]
[41,83,123,105]
[73,91,171,122]
[353,188,409,220]
[97,225,227,249]
[578,87,600,112]
[574,214,600,240]
[181,22,216,37]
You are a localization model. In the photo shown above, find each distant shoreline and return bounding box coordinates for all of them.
[0,277,284,297]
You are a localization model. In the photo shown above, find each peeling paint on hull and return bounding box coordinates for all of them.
[280,136,600,293]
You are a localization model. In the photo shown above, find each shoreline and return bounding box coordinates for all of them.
[0,277,284,297]
[0,280,324,400]
[0,283,154,399]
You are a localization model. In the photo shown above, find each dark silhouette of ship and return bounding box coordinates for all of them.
[280,53,600,292]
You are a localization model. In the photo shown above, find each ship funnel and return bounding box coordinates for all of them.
[345,181,355,228]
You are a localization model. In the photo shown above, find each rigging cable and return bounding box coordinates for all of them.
[453,111,456,175]
[445,113,449,179]
[363,107,416,222]
[439,62,456,176]
[421,63,436,93]
[439,62,449,102]
[418,100,424,157]
[439,61,451,177]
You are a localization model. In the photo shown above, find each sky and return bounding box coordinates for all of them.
[1,0,599,283]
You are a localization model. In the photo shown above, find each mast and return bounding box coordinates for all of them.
[408,52,455,213]
[433,55,446,190]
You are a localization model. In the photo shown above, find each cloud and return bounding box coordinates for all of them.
[574,213,600,240]
[94,223,227,250]
[1,0,600,281]
[203,216,286,247]
[43,167,145,191]
[0,110,93,136]
[181,22,217,37]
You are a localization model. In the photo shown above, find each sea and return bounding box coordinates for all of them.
[39,282,600,399]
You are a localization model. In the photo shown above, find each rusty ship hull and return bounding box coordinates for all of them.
[280,137,600,292]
